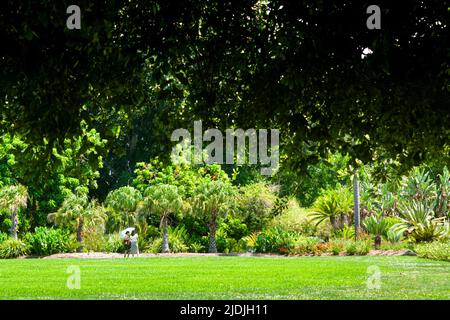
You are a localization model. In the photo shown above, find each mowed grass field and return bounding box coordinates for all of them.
[0,256,449,300]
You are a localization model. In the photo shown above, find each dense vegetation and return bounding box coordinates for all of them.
[0,158,448,261]
[0,1,448,264]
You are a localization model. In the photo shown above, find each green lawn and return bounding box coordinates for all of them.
[0,256,448,299]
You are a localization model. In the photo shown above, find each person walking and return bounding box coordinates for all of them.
[123,231,131,258]
[130,229,139,258]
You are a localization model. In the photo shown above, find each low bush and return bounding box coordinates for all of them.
[82,227,106,252]
[0,238,30,258]
[104,234,124,253]
[379,241,412,251]
[331,241,344,255]
[329,239,370,256]
[189,242,204,253]
[216,217,248,253]
[333,225,355,240]
[25,227,75,256]
[254,227,297,254]
[269,199,333,240]
[146,226,189,253]
[346,241,370,256]
[288,236,326,255]
[415,241,450,262]
[0,231,7,244]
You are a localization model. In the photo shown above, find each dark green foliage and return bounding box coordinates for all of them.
[0,232,7,244]
[25,227,74,256]
[254,227,297,254]
[104,234,125,253]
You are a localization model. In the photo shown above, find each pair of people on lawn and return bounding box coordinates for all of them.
[123,230,139,258]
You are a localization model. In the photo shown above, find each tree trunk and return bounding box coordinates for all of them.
[208,210,218,253]
[76,219,84,253]
[330,216,339,230]
[374,235,381,250]
[353,171,360,240]
[10,208,18,239]
[161,216,170,253]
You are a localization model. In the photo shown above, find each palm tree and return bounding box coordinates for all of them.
[192,180,235,253]
[105,186,142,232]
[48,192,106,252]
[139,184,183,253]
[363,214,389,249]
[0,184,28,239]
[309,187,353,231]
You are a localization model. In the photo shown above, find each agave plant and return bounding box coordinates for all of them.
[392,200,449,243]
[400,167,437,205]
[363,214,390,249]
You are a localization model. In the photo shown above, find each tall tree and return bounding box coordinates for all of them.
[139,184,183,253]
[192,180,236,253]
[104,186,142,232]
[48,192,106,252]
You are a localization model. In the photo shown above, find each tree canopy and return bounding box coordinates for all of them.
[1,0,448,174]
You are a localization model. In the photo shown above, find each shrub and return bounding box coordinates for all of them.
[346,241,370,255]
[146,226,189,253]
[345,242,357,255]
[254,227,297,254]
[189,242,204,253]
[0,231,7,244]
[331,241,344,255]
[82,227,106,252]
[288,236,324,255]
[25,227,74,256]
[309,186,353,231]
[415,241,450,262]
[104,234,124,253]
[242,232,258,252]
[330,239,370,256]
[0,238,30,258]
[270,200,311,233]
[238,182,279,231]
[379,241,411,251]
[333,225,355,240]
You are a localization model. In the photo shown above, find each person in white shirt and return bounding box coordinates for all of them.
[130,229,139,257]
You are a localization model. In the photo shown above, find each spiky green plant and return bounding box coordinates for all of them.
[309,187,353,230]
[392,200,449,243]
[363,214,390,249]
